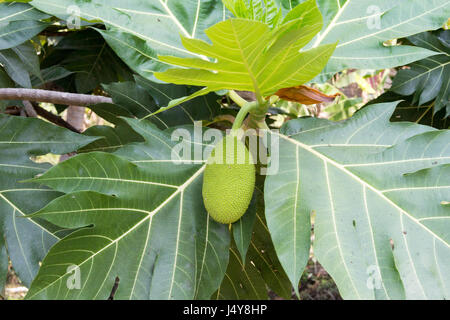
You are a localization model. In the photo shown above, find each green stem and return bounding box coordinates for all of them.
[228,90,270,131]
[227,90,248,108]
[254,90,266,106]
[232,101,259,131]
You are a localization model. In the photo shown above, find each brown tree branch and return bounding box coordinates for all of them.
[0,88,113,106]
[33,103,81,133]
[2,107,20,115]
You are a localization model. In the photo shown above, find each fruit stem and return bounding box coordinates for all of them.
[228,90,270,131]
[227,90,248,108]
[231,101,260,131]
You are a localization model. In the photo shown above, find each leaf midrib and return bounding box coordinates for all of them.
[229,20,261,96]
[273,131,450,249]
[0,193,60,241]
[0,6,35,23]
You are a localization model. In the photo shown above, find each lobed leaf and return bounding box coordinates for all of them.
[265,101,450,299]
[30,0,227,78]
[0,114,99,287]
[155,0,335,106]
[310,0,449,81]
[26,119,230,300]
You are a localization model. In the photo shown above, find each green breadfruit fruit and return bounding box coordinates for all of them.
[202,134,256,224]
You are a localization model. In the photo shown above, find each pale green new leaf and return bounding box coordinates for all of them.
[155,0,335,107]
[26,119,230,300]
[311,0,449,81]
[265,101,450,299]
[223,0,283,28]
[0,115,99,287]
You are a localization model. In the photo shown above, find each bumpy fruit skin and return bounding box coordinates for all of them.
[202,135,255,224]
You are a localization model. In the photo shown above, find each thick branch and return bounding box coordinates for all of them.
[0,88,112,106]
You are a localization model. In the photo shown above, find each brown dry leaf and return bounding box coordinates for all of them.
[274,85,340,105]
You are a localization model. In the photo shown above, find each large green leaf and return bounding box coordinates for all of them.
[30,0,226,78]
[0,2,50,23]
[232,193,257,262]
[0,2,46,88]
[391,31,450,117]
[214,242,268,300]
[0,41,42,88]
[79,122,144,154]
[391,104,449,130]
[248,187,292,299]
[99,76,221,129]
[0,67,17,110]
[41,29,133,93]
[264,101,450,299]
[0,114,99,288]
[154,0,335,106]
[82,77,222,154]
[26,119,230,300]
[368,91,449,130]
[310,0,449,81]
[0,20,47,50]
[30,66,73,88]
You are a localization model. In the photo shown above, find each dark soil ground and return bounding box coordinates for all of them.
[1,264,27,300]
[298,259,341,300]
